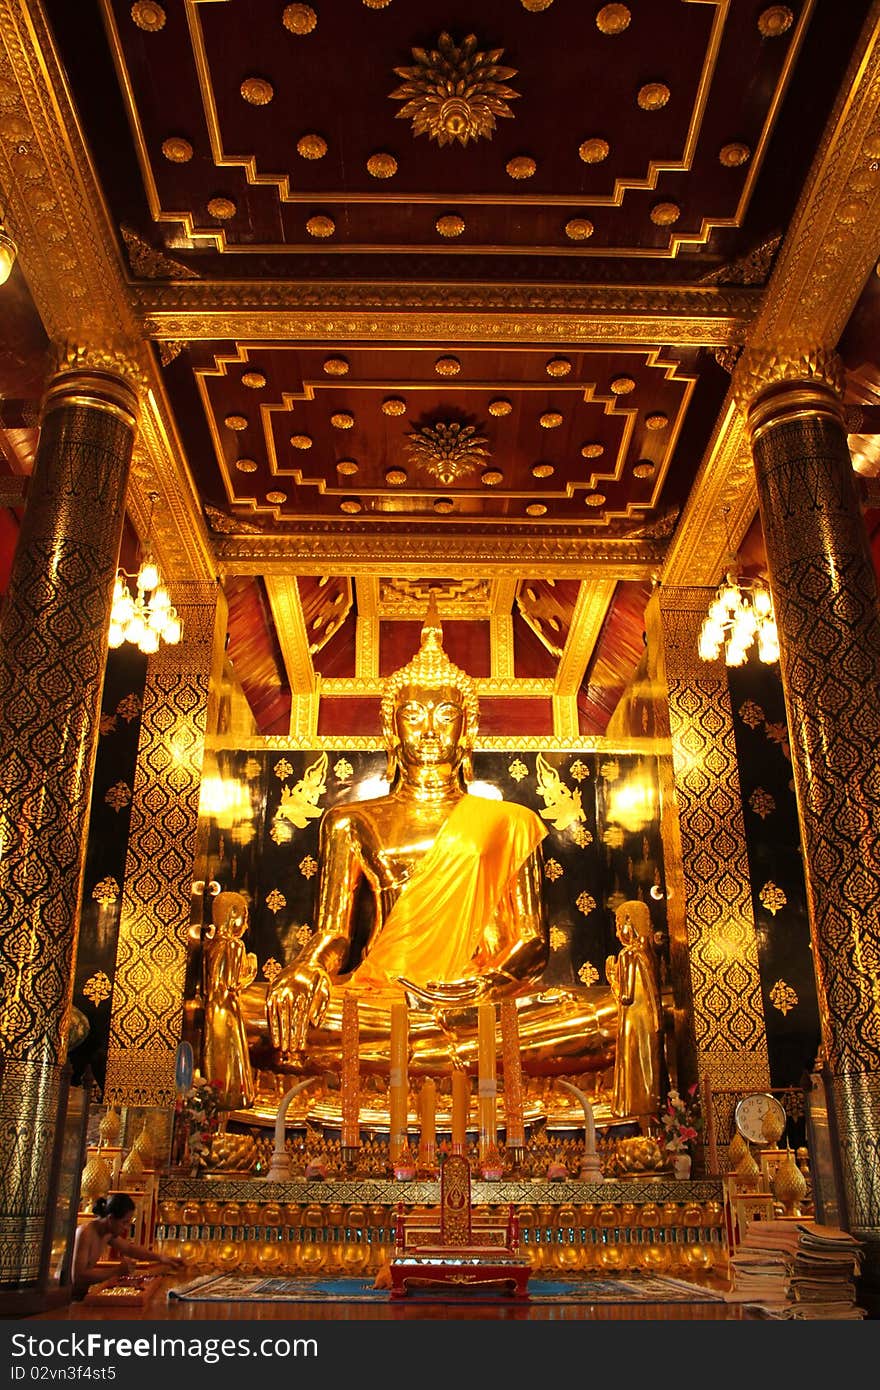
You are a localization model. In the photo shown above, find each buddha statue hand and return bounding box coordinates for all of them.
[267,960,332,1053]
[399,971,516,1008]
[399,976,486,1008]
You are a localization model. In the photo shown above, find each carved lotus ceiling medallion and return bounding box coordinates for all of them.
[390,32,519,147]
[405,421,491,485]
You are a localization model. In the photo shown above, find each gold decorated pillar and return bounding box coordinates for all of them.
[104,582,226,1111]
[0,353,140,1285]
[646,588,771,1102]
[736,344,880,1289]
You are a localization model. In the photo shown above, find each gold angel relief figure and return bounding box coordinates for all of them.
[276,752,328,829]
[535,752,586,832]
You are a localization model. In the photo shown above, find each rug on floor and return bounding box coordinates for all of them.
[167,1272,724,1304]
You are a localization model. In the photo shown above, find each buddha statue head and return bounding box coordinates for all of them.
[615,898,653,946]
[211,890,249,938]
[381,594,479,788]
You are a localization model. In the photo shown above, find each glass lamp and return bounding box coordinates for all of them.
[698,512,779,666]
[108,495,182,653]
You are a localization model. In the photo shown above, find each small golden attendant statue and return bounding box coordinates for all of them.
[256,598,618,1072]
[605,899,662,1121]
[203,891,257,1109]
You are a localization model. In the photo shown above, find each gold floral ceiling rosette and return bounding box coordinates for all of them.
[390,32,520,147]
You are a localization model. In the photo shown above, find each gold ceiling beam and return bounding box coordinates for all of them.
[135,283,758,348]
[354,577,380,680]
[263,575,315,696]
[555,580,618,698]
[213,533,662,577]
[0,0,213,583]
[552,579,617,741]
[664,2,880,586]
[490,577,519,679]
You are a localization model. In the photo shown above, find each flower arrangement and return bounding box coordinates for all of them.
[178,1074,222,1173]
[659,1083,703,1156]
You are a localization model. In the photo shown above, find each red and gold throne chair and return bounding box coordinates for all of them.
[389,1155,530,1299]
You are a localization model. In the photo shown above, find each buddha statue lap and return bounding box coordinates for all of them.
[246,601,619,1075]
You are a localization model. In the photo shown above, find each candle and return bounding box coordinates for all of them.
[451,1069,469,1154]
[477,1001,498,1163]
[500,998,525,1150]
[418,1078,436,1169]
[389,999,409,1162]
[341,992,360,1151]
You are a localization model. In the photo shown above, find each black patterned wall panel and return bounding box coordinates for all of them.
[69,645,148,1091]
[728,657,821,1089]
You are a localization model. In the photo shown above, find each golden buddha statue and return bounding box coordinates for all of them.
[249,600,618,1074]
[203,890,258,1109]
[605,899,662,1120]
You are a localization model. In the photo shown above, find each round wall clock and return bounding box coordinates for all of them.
[734,1092,787,1146]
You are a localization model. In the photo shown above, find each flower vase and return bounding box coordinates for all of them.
[673,1152,692,1181]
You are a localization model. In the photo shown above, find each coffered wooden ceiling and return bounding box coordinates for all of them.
[2,0,879,738]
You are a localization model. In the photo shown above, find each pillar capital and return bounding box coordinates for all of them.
[42,339,145,430]
[733,340,845,441]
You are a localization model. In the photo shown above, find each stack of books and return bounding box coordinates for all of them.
[726,1220,865,1319]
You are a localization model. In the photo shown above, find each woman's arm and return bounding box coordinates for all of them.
[110,1236,182,1268]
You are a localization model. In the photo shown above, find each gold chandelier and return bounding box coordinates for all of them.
[698,572,779,665]
[698,511,779,666]
[108,495,181,653]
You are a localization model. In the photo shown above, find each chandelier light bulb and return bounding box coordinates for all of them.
[138,626,161,655]
[758,622,779,663]
[718,576,741,611]
[149,584,171,614]
[0,226,17,287]
[107,621,125,649]
[124,612,146,646]
[137,556,160,592]
[163,611,182,645]
[754,587,772,617]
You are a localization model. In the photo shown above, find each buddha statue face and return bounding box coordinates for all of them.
[616,917,635,947]
[381,596,478,786]
[394,682,467,776]
[615,898,651,944]
[213,890,248,937]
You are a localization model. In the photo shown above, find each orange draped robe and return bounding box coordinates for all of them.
[349,796,547,991]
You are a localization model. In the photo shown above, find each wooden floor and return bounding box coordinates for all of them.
[26,1273,750,1321]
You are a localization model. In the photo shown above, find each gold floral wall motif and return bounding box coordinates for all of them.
[82,972,113,1006]
[769,980,798,1016]
[104,585,227,1107]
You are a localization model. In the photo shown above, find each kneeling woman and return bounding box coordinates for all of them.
[72,1193,182,1299]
